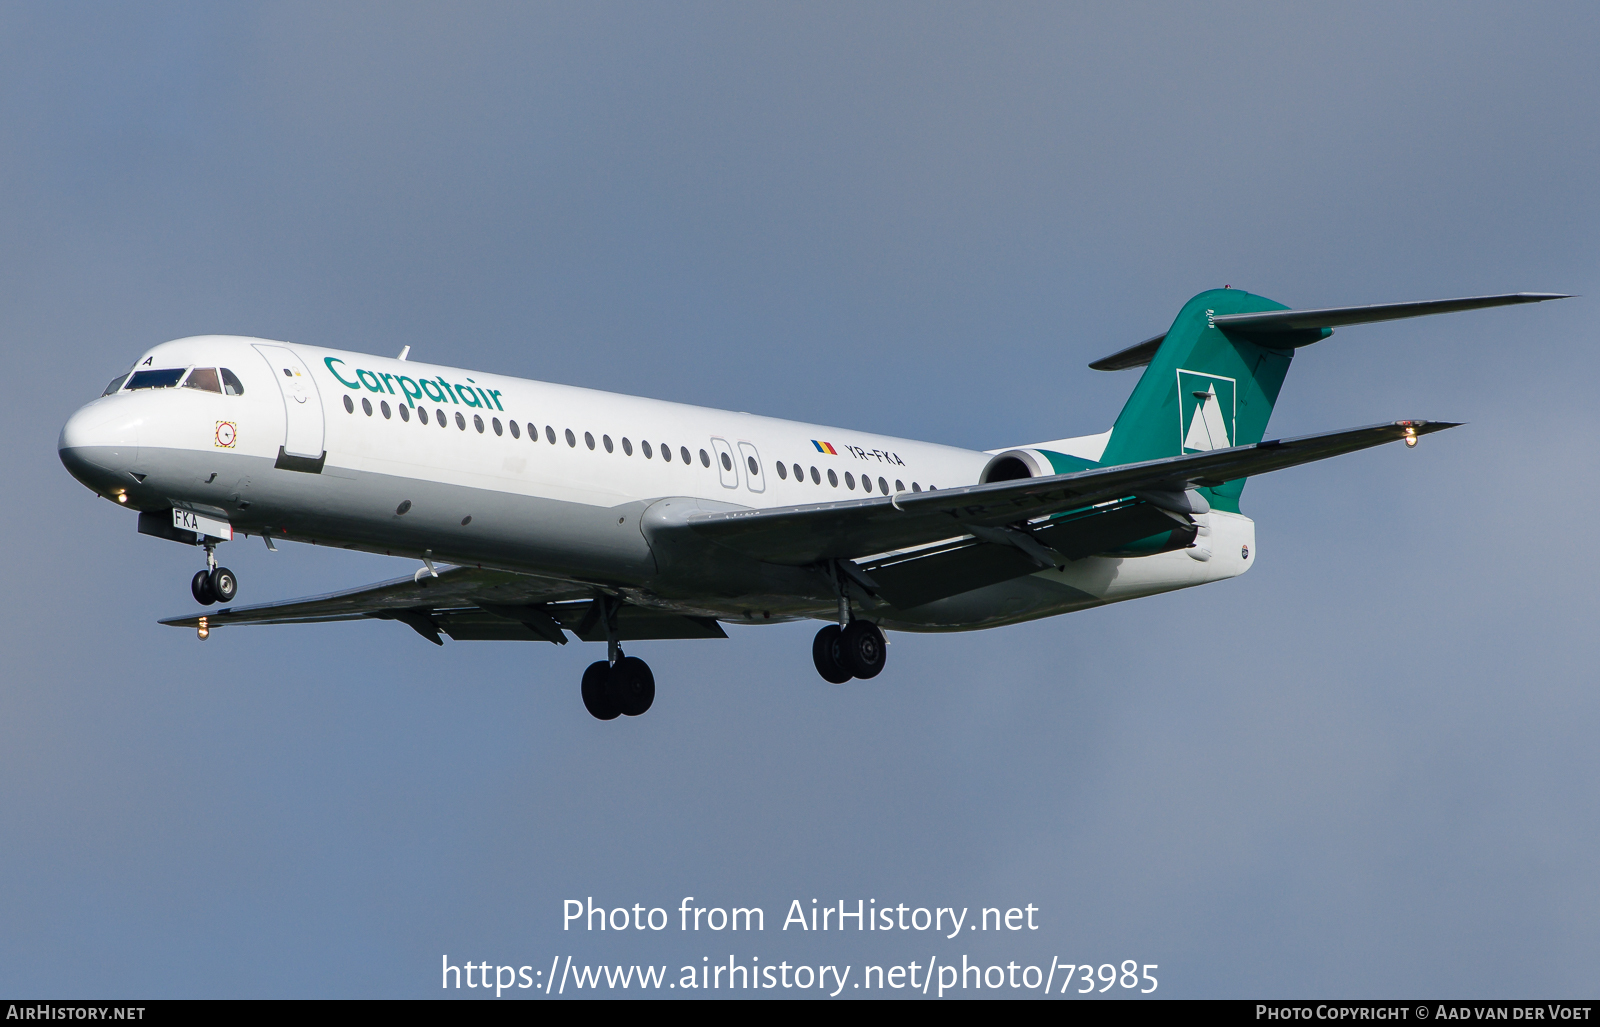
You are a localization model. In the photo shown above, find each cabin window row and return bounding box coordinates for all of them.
[774,460,928,494]
[343,397,710,466]
[341,396,935,492]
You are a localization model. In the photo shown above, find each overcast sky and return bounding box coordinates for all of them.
[3,1,1597,999]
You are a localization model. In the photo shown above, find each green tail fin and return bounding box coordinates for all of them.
[1098,288,1326,513]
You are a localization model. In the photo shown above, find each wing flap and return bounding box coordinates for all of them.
[862,497,1191,609]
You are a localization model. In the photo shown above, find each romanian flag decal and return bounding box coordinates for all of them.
[811,440,837,455]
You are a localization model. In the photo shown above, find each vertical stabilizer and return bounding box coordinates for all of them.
[1098,288,1319,512]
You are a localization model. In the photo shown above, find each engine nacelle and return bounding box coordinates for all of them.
[978,448,1055,484]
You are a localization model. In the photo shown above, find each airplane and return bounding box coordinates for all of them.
[57,287,1565,720]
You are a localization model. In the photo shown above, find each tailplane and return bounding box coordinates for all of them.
[1089,288,1566,511]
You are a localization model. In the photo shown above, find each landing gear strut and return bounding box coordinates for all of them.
[191,542,238,605]
[581,594,655,719]
[813,562,888,682]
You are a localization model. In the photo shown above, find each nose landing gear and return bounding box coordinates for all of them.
[190,543,238,606]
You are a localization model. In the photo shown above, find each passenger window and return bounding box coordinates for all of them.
[418,406,429,424]
[827,469,838,487]
[381,401,392,419]
[565,428,576,447]
[102,373,129,396]
[720,452,733,471]
[183,368,222,393]
[776,462,787,480]
[399,404,410,422]
[700,449,710,467]
[437,408,447,428]
[642,441,653,459]
[895,479,904,492]
[546,425,556,444]
[810,466,820,484]
[363,398,373,416]
[585,431,595,450]
[879,477,888,494]
[912,483,921,492]
[474,414,485,433]
[509,420,519,438]
[493,417,503,436]
[125,368,186,390]
[844,472,855,490]
[220,368,245,395]
[456,411,467,430]
[343,395,354,413]
[662,444,672,463]
[793,463,803,482]
[681,446,691,464]
[603,434,613,453]
[746,455,758,475]
[622,437,633,456]
[861,475,872,493]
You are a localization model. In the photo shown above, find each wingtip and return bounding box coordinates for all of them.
[1517,292,1572,301]
[1396,420,1464,434]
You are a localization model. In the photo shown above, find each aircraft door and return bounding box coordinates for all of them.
[709,437,739,489]
[254,344,326,472]
[737,441,765,493]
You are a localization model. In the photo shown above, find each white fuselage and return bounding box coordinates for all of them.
[59,335,1254,631]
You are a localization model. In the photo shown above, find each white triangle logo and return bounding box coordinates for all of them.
[1183,382,1232,452]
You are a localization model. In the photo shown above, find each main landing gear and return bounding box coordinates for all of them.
[190,542,238,606]
[813,620,887,683]
[581,654,656,720]
[581,594,655,720]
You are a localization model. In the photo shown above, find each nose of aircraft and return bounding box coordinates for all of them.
[58,400,140,494]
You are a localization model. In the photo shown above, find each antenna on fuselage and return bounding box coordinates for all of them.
[397,346,410,361]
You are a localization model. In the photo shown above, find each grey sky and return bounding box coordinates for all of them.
[3,1,1597,997]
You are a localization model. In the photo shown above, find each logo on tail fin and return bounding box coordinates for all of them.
[1177,370,1236,453]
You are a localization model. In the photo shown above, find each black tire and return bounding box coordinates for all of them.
[210,567,238,604]
[840,620,886,679]
[812,625,852,683]
[192,569,216,605]
[607,656,655,716]
[581,661,621,720]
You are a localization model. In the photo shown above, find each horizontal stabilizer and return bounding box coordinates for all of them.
[1213,292,1569,333]
[1089,333,1166,371]
[1092,292,1568,370]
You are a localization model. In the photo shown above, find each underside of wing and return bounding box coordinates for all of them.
[679,420,1458,571]
[159,565,726,644]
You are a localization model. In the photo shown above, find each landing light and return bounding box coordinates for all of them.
[1403,425,1418,448]
[197,616,209,641]
[115,492,128,503]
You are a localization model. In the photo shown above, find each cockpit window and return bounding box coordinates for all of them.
[125,368,186,390]
[102,373,129,397]
[182,367,222,393]
[220,368,244,395]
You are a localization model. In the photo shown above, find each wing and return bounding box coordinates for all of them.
[160,565,726,644]
[677,420,1457,570]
